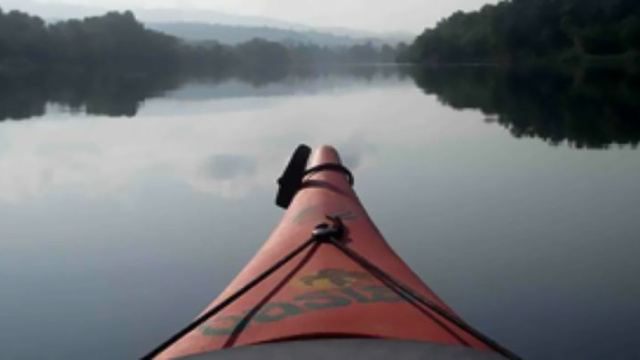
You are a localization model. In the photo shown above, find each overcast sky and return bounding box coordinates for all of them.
[7,0,497,33]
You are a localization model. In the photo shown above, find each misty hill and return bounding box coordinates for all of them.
[2,0,303,29]
[4,0,412,47]
[146,22,408,47]
[0,8,405,85]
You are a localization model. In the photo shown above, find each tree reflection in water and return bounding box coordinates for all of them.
[411,66,640,149]
[0,65,405,121]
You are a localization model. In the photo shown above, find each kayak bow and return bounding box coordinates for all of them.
[146,145,518,360]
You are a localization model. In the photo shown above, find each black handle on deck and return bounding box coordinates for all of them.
[276,144,312,209]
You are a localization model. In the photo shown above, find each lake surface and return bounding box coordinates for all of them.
[0,66,639,360]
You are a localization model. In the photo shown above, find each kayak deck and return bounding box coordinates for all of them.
[151,146,515,360]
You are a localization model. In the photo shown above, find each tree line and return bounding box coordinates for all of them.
[0,10,181,73]
[401,0,640,65]
[0,8,404,77]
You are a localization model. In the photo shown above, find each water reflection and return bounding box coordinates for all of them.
[3,65,638,151]
[0,71,182,119]
[0,71,406,202]
[204,154,257,181]
[0,65,638,360]
[411,66,640,149]
[0,66,406,121]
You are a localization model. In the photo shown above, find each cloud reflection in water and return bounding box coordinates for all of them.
[0,78,422,202]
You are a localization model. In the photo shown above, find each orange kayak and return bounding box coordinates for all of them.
[145,145,518,360]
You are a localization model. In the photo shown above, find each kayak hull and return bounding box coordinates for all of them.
[156,146,498,359]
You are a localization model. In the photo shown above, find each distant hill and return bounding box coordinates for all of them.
[1,0,304,29]
[146,22,410,47]
[3,0,413,47]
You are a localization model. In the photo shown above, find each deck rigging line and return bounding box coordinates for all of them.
[326,236,522,360]
[140,235,318,360]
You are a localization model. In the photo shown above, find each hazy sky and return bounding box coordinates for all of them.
[19,0,497,33]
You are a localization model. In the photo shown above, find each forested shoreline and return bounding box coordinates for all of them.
[402,0,640,66]
[0,8,403,77]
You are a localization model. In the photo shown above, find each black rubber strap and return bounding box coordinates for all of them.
[304,163,354,187]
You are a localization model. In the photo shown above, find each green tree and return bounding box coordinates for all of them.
[407,0,640,64]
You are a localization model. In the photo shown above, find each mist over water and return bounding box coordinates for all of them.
[0,66,638,360]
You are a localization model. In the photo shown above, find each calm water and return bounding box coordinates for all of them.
[0,66,639,360]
